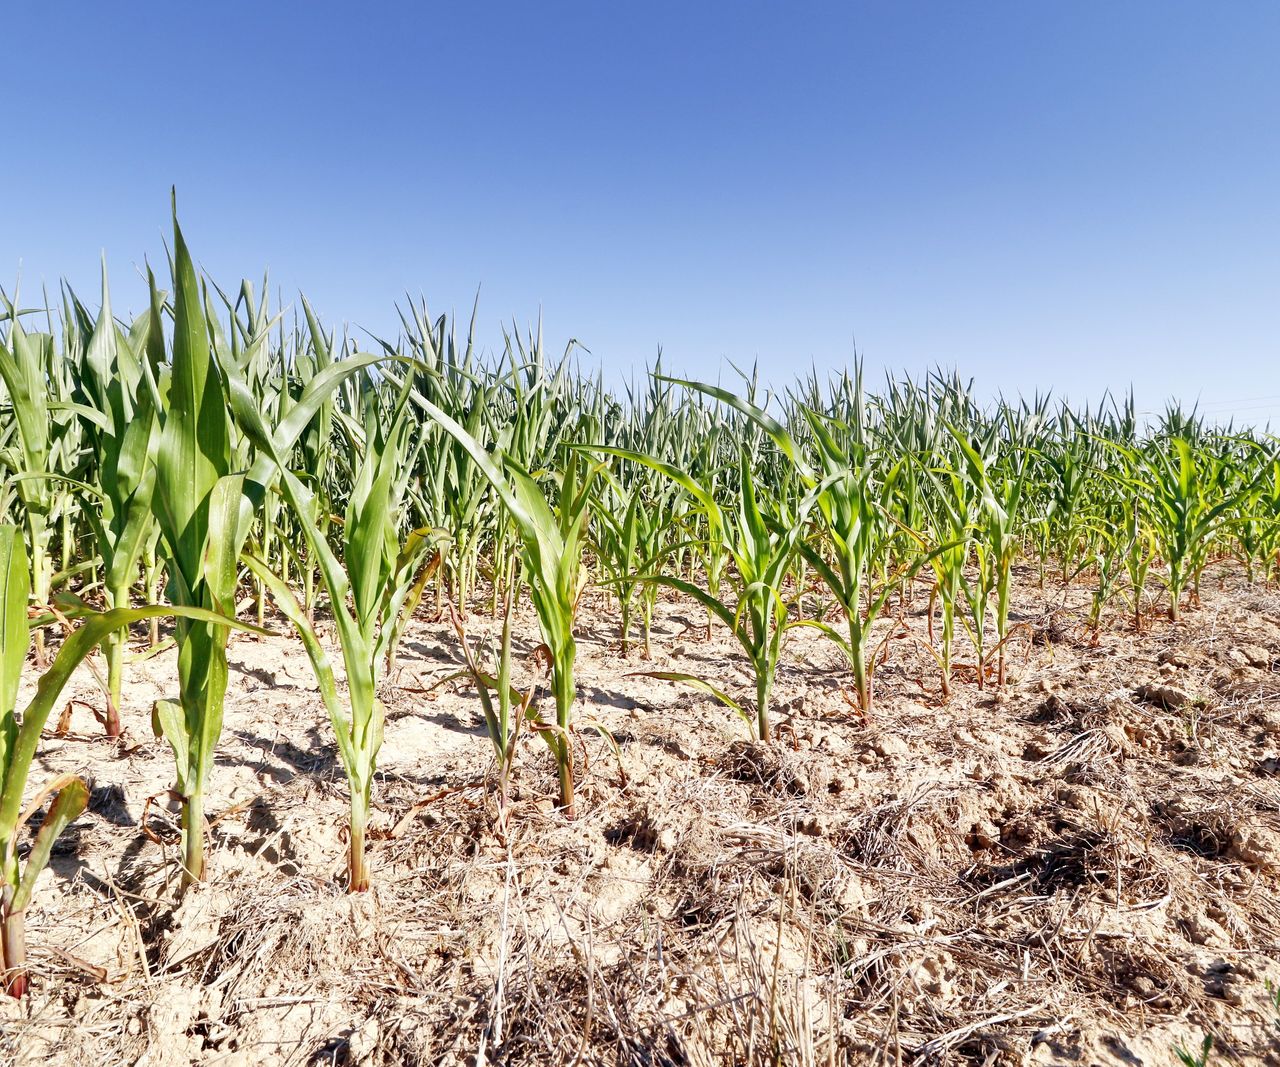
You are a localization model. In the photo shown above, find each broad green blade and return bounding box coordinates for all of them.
[0,526,30,724]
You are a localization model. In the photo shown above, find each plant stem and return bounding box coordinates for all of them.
[181,792,205,887]
[348,793,369,892]
[104,634,123,738]
[850,615,870,713]
[756,671,772,742]
[103,580,129,738]
[2,906,27,999]
[554,661,576,816]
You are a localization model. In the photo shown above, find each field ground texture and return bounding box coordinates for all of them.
[1,565,1278,1066]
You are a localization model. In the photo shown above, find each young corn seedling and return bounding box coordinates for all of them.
[589,463,684,656]
[801,373,952,708]
[398,301,496,614]
[1121,510,1158,632]
[1041,408,1104,586]
[654,396,732,638]
[0,294,84,668]
[798,420,919,712]
[290,298,339,625]
[149,206,375,886]
[0,524,249,996]
[948,409,1039,685]
[669,373,922,714]
[218,278,291,632]
[1251,458,1280,582]
[66,264,164,735]
[589,378,822,741]
[1174,1034,1215,1067]
[654,456,808,742]
[1229,455,1274,584]
[1085,515,1123,641]
[1132,435,1252,621]
[913,449,978,698]
[590,470,647,653]
[147,210,256,887]
[224,362,442,890]
[447,589,536,831]
[406,385,596,814]
[1095,437,1159,631]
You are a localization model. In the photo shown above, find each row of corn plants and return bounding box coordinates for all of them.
[2,211,1279,995]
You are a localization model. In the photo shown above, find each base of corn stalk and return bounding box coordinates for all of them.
[1,906,28,999]
[852,660,871,717]
[556,749,576,820]
[102,701,123,740]
[755,677,772,743]
[348,823,369,893]
[103,644,124,735]
[102,594,130,739]
[101,669,124,738]
[347,793,371,892]
[180,796,206,887]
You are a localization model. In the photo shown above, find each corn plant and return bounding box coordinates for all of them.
[1249,458,1280,582]
[1095,441,1158,632]
[1083,486,1125,640]
[0,525,248,996]
[661,458,806,741]
[589,463,685,656]
[948,407,1040,685]
[799,372,936,707]
[657,398,733,638]
[0,296,85,667]
[1041,408,1104,586]
[147,212,252,886]
[679,373,921,713]
[290,298,339,624]
[148,208,372,885]
[217,278,290,631]
[397,301,496,614]
[1231,460,1272,583]
[224,362,441,890]
[66,264,164,734]
[804,434,917,709]
[590,378,822,741]
[891,407,976,699]
[1134,436,1251,621]
[412,389,596,814]
[448,590,535,831]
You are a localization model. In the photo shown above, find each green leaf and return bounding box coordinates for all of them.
[0,526,30,728]
[240,552,356,775]
[151,700,190,795]
[656,375,814,482]
[0,602,267,839]
[630,671,749,726]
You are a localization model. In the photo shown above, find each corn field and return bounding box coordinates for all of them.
[2,212,1279,1025]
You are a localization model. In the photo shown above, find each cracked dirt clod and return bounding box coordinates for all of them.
[1135,683,1194,709]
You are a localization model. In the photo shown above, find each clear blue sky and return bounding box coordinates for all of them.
[3,3,1278,422]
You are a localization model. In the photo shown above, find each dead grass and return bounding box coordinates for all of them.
[3,568,1280,1064]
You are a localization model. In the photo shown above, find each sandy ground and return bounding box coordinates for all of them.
[2,564,1279,1065]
